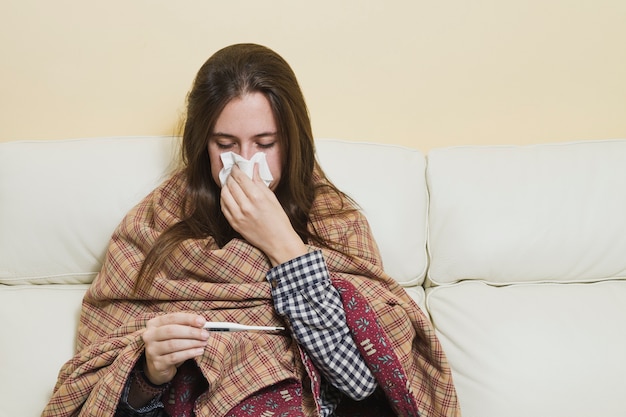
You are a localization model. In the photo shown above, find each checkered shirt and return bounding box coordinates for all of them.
[267,249,378,414]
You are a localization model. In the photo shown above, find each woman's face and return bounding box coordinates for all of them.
[208,92,283,190]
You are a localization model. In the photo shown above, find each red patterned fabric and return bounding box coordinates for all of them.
[225,379,304,417]
[162,360,207,417]
[42,171,460,417]
[334,278,420,416]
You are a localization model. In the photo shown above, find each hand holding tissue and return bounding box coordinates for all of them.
[218,152,274,187]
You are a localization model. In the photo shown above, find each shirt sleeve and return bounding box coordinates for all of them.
[114,373,167,417]
[266,250,377,400]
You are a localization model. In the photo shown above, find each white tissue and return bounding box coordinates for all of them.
[218,151,273,187]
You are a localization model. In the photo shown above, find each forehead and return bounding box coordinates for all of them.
[213,93,277,135]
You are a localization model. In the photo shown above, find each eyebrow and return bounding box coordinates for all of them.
[210,131,278,140]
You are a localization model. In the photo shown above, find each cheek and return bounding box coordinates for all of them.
[208,150,224,186]
[266,153,282,182]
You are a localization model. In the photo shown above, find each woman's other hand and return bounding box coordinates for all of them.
[141,312,209,385]
[221,164,307,266]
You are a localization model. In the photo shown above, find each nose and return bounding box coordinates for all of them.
[238,144,255,160]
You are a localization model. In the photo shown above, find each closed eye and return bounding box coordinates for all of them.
[257,142,276,149]
[216,142,235,150]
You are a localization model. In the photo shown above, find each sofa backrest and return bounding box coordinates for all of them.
[427,140,626,285]
[0,137,427,287]
[315,139,428,286]
[0,136,180,285]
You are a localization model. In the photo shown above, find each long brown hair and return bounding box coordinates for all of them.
[134,44,438,368]
[136,44,351,290]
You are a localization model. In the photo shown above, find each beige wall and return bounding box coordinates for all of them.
[1,0,625,151]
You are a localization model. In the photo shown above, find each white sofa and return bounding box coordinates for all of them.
[2,136,626,417]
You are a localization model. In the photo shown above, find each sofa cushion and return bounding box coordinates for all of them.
[426,280,626,417]
[0,136,179,285]
[0,284,89,417]
[316,139,428,286]
[426,140,626,285]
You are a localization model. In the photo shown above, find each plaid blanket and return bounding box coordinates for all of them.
[42,172,460,417]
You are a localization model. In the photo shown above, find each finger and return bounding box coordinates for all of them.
[229,164,266,197]
[251,162,262,183]
[220,181,239,221]
[144,343,206,384]
[227,164,251,187]
[144,313,209,345]
[141,315,208,386]
[151,324,209,343]
[223,169,248,205]
[148,338,208,358]
[143,319,209,353]
[147,312,205,329]
[223,172,257,217]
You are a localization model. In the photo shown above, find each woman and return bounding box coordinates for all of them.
[43,44,460,417]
